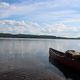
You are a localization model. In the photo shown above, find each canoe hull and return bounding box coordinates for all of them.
[49,48,80,71]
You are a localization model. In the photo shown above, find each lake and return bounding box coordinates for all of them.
[0,38,80,80]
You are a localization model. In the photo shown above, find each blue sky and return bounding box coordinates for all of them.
[0,0,80,37]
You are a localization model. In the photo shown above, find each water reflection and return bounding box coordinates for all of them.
[0,38,66,80]
[49,56,80,80]
[0,38,80,80]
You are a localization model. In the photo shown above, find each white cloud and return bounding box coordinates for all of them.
[0,20,26,33]
[0,20,80,37]
[47,23,66,32]
[0,2,16,18]
[0,2,16,9]
[0,2,10,8]
[62,18,80,23]
[46,23,80,37]
[0,20,26,26]
[0,0,79,19]
[0,20,45,34]
[0,2,38,18]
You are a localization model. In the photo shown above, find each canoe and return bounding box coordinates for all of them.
[49,48,80,71]
[49,56,80,79]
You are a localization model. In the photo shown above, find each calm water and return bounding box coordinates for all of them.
[0,38,80,80]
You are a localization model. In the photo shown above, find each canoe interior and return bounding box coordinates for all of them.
[49,48,65,57]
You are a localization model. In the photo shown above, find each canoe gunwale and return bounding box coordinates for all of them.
[49,48,65,57]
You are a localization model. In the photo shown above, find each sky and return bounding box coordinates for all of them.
[0,0,80,37]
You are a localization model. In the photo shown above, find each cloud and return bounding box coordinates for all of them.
[0,0,80,37]
[0,20,26,33]
[61,18,80,23]
[0,2,16,18]
[0,1,38,18]
[47,23,66,32]
[0,2,16,9]
[0,20,45,34]
[45,23,80,37]
[0,0,79,19]
[0,2,10,8]
[0,20,80,37]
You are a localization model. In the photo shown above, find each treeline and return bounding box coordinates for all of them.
[0,33,57,39]
[0,33,79,39]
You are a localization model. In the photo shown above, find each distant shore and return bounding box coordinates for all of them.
[0,33,79,39]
